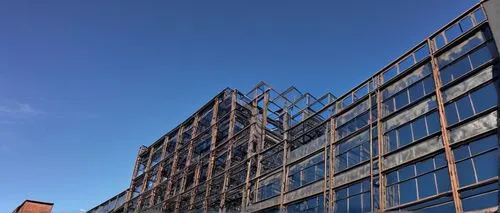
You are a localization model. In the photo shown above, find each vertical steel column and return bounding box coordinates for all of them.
[427,38,463,212]
[164,126,185,205]
[328,116,336,212]
[368,91,375,212]
[203,99,220,213]
[135,147,155,212]
[220,90,238,212]
[255,92,269,180]
[124,146,148,212]
[376,76,385,211]
[149,136,169,206]
[175,115,200,213]
[242,97,259,211]
[278,110,289,212]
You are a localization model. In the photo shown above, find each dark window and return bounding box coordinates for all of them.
[288,154,324,190]
[461,182,498,211]
[409,82,424,102]
[425,111,441,134]
[394,91,409,110]
[460,16,473,32]
[453,135,498,187]
[287,195,324,213]
[470,83,497,112]
[335,179,371,213]
[412,117,427,141]
[456,96,474,120]
[385,154,451,208]
[386,130,398,152]
[445,103,459,125]
[446,83,497,125]
[414,44,429,62]
[397,124,412,147]
[422,76,435,94]
[473,9,486,23]
[440,57,472,84]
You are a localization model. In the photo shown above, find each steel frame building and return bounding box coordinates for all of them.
[89,1,500,212]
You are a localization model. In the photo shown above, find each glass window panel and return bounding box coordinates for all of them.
[473,9,486,23]
[420,201,455,213]
[470,43,494,69]
[349,194,362,212]
[386,130,398,153]
[416,158,434,175]
[473,152,498,182]
[417,173,437,198]
[456,160,476,187]
[434,153,447,168]
[337,154,347,171]
[445,103,459,125]
[384,66,397,83]
[415,44,429,62]
[384,99,395,114]
[372,139,378,157]
[362,192,371,212]
[399,180,417,204]
[422,76,435,94]
[399,56,414,72]
[470,84,497,113]
[348,148,360,167]
[397,124,413,147]
[361,142,370,161]
[453,145,471,161]
[303,166,315,184]
[462,190,498,212]
[435,34,445,49]
[386,185,399,207]
[387,171,398,185]
[336,188,347,200]
[438,31,486,68]
[456,96,474,120]
[436,168,452,193]
[399,165,416,181]
[425,111,441,134]
[412,117,427,141]
[445,24,462,42]
[336,199,347,213]
[408,82,424,102]
[350,182,362,195]
[394,91,409,110]
[469,135,497,155]
[460,16,474,32]
[441,56,472,84]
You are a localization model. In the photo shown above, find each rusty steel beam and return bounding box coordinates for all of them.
[376,75,385,211]
[242,98,259,211]
[368,92,375,212]
[135,147,155,212]
[203,98,220,213]
[328,116,336,212]
[220,90,238,212]
[164,126,185,205]
[148,136,169,206]
[278,110,289,211]
[427,38,463,212]
[123,146,148,212]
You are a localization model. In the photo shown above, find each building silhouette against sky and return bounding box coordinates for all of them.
[88,1,500,212]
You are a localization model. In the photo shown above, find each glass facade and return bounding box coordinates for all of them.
[89,3,499,213]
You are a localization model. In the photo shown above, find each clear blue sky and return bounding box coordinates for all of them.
[0,1,477,212]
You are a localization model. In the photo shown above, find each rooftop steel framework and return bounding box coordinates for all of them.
[89,1,500,212]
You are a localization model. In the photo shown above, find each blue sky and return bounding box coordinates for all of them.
[0,0,477,212]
